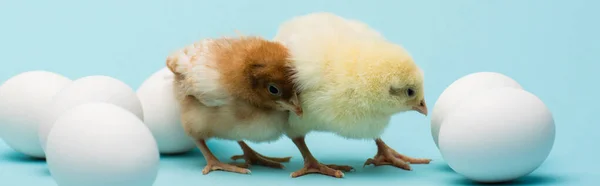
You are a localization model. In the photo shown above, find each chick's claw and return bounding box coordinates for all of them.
[392,151,432,164]
[230,141,291,169]
[363,138,431,170]
[230,153,291,169]
[363,156,412,170]
[290,163,346,178]
[202,161,251,175]
[324,164,355,172]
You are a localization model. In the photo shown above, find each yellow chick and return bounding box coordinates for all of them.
[273,12,430,178]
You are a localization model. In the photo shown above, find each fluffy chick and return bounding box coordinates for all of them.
[273,12,430,178]
[167,35,303,175]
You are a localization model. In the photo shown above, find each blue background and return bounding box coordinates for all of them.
[1,0,598,185]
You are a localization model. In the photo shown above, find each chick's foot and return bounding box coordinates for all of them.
[196,139,251,175]
[291,161,353,178]
[230,141,292,169]
[363,138,431,170]
[203,160,251,175]
[290,136,354,178]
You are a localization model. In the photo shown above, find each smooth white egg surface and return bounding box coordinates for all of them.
[431,72,523,148]
[45,102,159,186]
[38,75,144,151]
[136,67,195,154]
[438,87,555,183]
[0,70,72,158]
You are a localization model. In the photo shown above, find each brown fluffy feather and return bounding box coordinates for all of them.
[166,35,301,142]
[165,35,302,175]
[213,37,296,109]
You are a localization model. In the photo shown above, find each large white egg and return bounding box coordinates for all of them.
[38,75,144,151]
[46,102,159,186]
[0,70,72,158]
[431,72,523,148]
[438,87,555,183]
[137,67,195,154]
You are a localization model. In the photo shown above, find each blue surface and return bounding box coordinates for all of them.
[1,0,598,185]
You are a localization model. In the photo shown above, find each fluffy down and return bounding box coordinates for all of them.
[274,12,425,139]
[166,38,291,143]
[167,39,232,107]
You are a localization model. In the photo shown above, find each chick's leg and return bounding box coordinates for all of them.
[230,141,292,169]
[290,137,354,178]
[196,139,251,175]
[363,138,431,170]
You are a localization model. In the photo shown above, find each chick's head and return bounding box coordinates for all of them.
[219,37,302,116]
[356,41,427,116]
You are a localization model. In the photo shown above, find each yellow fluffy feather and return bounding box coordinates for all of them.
[274,12,431,178]
[274,12,426,139]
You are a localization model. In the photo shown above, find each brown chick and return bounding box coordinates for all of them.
[166,35,303,175]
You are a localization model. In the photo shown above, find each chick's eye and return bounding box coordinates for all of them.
[268,84,281,96]
[406,88,415,97]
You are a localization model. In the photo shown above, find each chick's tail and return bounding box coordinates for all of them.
[166,42,199,77]
[166,54,182,76]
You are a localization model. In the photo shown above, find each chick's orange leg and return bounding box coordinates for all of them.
[196,139,251,175]
[290,137,354,178]
[363,138,431,170]
[230,141,292,169]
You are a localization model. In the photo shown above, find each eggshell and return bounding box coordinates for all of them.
[136,67,195,154]
[431,72,523,148]
[38,75,143,151]
[46,102,159,186]
[438,87,555,183]
[0,70,72,158]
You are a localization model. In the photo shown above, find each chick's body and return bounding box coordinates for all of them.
[168,36,302,175]
[180,95,288,143]
[274,12,430,178]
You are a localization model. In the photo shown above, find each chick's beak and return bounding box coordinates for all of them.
[292,103,303,117]
[412,99,428,116]
[279,93,303,117]
[290,93,303,117]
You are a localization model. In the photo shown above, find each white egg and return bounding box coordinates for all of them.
[46,102,159,186]
[38,75,144,151]
[0,70,72,158]
[136,67,195,154]
[438,87,555,183]
[431,72,523,148]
